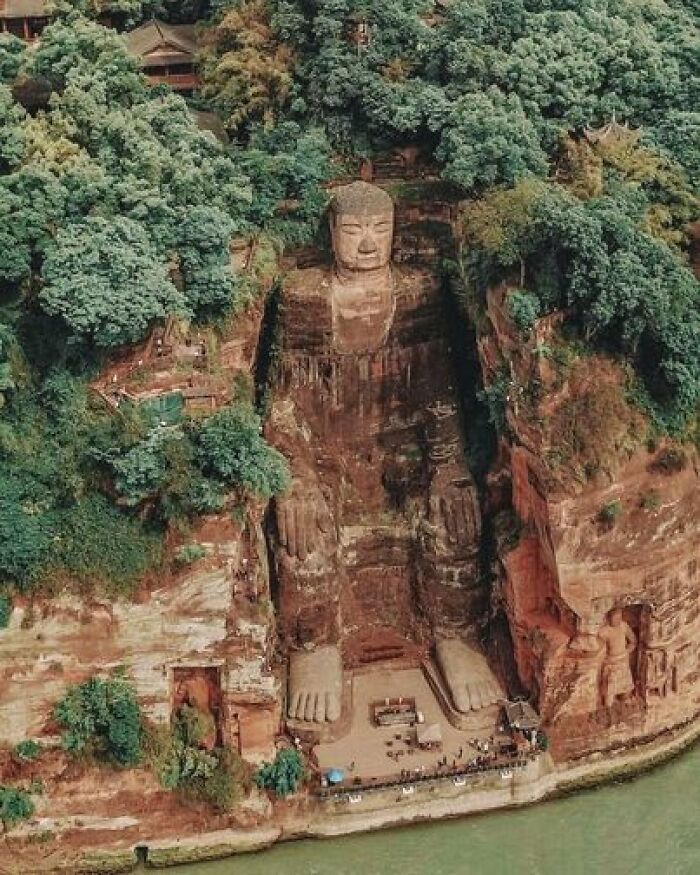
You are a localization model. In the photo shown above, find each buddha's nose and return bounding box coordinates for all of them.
[358,234,377,254]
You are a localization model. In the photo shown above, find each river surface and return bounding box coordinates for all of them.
[170,745,700,875]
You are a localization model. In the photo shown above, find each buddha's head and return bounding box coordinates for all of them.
[329,182,394,278]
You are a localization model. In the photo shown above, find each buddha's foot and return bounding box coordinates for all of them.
[287,645,343,723]
[436,637,503,713]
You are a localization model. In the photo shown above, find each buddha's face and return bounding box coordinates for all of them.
[331,211,394,276]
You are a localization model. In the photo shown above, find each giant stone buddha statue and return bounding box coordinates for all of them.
[267,182,501,729]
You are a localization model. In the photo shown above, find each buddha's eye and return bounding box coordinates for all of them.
[341,224,362,235]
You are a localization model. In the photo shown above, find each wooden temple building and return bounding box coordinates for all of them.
[125,19,199,92]
[1,6,201,94]
[0,0,48,41]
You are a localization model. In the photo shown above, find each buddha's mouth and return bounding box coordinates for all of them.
[355,252,381,266]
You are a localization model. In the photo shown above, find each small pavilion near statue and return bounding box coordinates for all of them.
[584,114,641,146]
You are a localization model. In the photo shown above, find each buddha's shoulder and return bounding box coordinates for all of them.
[281,264,441,303]
[393,265,441,301]
[282,267,331,302]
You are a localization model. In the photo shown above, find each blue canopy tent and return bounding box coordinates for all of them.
[326,768,345,785]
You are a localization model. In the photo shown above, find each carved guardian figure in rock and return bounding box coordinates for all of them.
[598,608,636,708]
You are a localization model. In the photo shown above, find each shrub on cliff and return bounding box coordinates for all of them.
[54,673,143,767]
[0,375,164,595]
[196,404,290,499]
[0,594,11,629]
[144,713,246,812]
[47,495,162,594]
[254,747,305,797]
[185,746,245,812]
[478,370,510,434]
[598,500,623,528]
[13,739,42,762]
[106,402,289,519]
[507,289,541,335]
[0,786,34,832]
[461,183,700,433]
[173,543,206,569]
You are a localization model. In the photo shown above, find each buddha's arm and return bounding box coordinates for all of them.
[267,398,336,563]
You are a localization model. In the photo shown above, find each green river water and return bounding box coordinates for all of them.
[168,744,700,875]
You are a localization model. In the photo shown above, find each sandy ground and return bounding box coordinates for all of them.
[314,667,504,782]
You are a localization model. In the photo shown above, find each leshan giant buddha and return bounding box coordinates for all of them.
[267,182,502,728]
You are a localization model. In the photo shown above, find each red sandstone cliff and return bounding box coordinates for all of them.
[478,284,700,759]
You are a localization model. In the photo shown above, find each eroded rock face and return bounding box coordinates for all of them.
[480,285,700,759]
[267,183,486,699]
[0,293,282,766]
[0,512,280,763]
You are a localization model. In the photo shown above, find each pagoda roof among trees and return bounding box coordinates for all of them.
[584,115,641,145]
[126,19,197,68]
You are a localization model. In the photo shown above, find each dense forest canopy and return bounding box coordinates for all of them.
[0,0,697,600]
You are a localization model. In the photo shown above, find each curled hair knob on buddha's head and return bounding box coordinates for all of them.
[329,181,394,218]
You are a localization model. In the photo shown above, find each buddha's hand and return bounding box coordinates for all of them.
[428,465,480,549]
[275,478,334,561]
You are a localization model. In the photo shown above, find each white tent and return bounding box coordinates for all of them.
[417,723,442,748]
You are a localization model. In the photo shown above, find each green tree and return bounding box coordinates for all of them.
[55,0,160,28]
[461,182,700,431]
[56,0,213,26]
[437,88,547,191]
[239,122,332,246]
[106,422,226,520]
[0,324,18,408]
[199,0,295,134]
[0,34,25,84]
[196,403,290,498]
[649,110,700,189]
[177,206,238,317]
[110,426,188,508]
[0,786,34,832]
[0,84,26,175]
[54,673,143,766]
[254,747,304,796]
[267,0,438,151]
[0,472,53,588]
[39,216,184,348]
[51,495,162,590]
[145,713,245,812]
[0,594,11,629]
[13,739,42,762]
[27,15,144,96]
[508,289,540,334]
